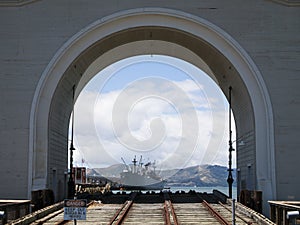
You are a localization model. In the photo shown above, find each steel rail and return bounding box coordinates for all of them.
[54,219,70,225]
[33,200,94,225]
[163,201,172,225]
[163,200,179,225]
[108,200,133,225]
[50,201,94,225]
[218,201,253,225]
[202,200,230,225]
[169,201,179,225]
[28,209,64,225]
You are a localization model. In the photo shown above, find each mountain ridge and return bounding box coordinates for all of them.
[87,164,236,187]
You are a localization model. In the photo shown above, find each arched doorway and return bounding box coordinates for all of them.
[29,8,275,213]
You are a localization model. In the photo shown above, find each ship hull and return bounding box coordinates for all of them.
[120,172,165,190]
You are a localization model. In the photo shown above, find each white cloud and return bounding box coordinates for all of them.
[71,56,236,170]
[75,77,234,168]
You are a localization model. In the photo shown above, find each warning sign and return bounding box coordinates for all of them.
[64,199,87,220]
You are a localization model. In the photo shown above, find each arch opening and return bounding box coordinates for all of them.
[30,8,275,213]
[69,54,237,197]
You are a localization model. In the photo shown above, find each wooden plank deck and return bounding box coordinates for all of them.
[32,202,260,225]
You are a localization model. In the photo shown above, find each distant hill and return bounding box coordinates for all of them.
[87,164,236,187]
[160,165,236,187]
[87,164,126,178]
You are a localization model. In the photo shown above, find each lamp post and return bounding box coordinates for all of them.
[68,85,76,198]
[227,86,234,198]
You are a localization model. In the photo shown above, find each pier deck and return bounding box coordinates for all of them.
[23,201,274,225]
[6,191,275,225]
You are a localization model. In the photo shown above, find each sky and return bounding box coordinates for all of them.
[70,55,236,171]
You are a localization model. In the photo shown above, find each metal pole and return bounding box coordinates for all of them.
[232,199,236,225]
[227,86,234,198]
[68,85,76,198]
[74,193,77,225]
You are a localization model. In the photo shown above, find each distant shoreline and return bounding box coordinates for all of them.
[111,186,238,199]
[168,186,237,198]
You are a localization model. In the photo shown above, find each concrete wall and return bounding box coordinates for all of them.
[0,0,299,214]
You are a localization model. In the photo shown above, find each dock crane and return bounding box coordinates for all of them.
[121,157,131,172]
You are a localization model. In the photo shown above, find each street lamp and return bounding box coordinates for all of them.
[227,86,234,199]
[68,85,76,198]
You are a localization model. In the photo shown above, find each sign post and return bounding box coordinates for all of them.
[64,199,87,223]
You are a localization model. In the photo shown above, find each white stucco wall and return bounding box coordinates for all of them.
[0,0,299,216]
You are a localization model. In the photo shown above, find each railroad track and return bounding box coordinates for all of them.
[202,200,258,225]
[28,208,67,225]
[28,199,260,224]
[210,201,255,225]
[109,193,241,225]
[108,200,133,225]
[163,200,179,225]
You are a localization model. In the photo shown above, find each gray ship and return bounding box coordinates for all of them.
[120,156,165,190]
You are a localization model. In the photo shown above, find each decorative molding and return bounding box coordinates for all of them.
[0,0,40,7]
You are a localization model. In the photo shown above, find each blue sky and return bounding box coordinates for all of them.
[70,55,236,170]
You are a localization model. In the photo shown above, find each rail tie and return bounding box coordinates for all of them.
[202,200,230,225]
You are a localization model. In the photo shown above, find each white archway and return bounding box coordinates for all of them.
[29,8,275,212]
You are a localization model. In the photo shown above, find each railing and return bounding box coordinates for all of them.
[269,201,300,225]
[0,200,31,224]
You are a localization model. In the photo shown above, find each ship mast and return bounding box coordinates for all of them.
[132,156,137,174]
